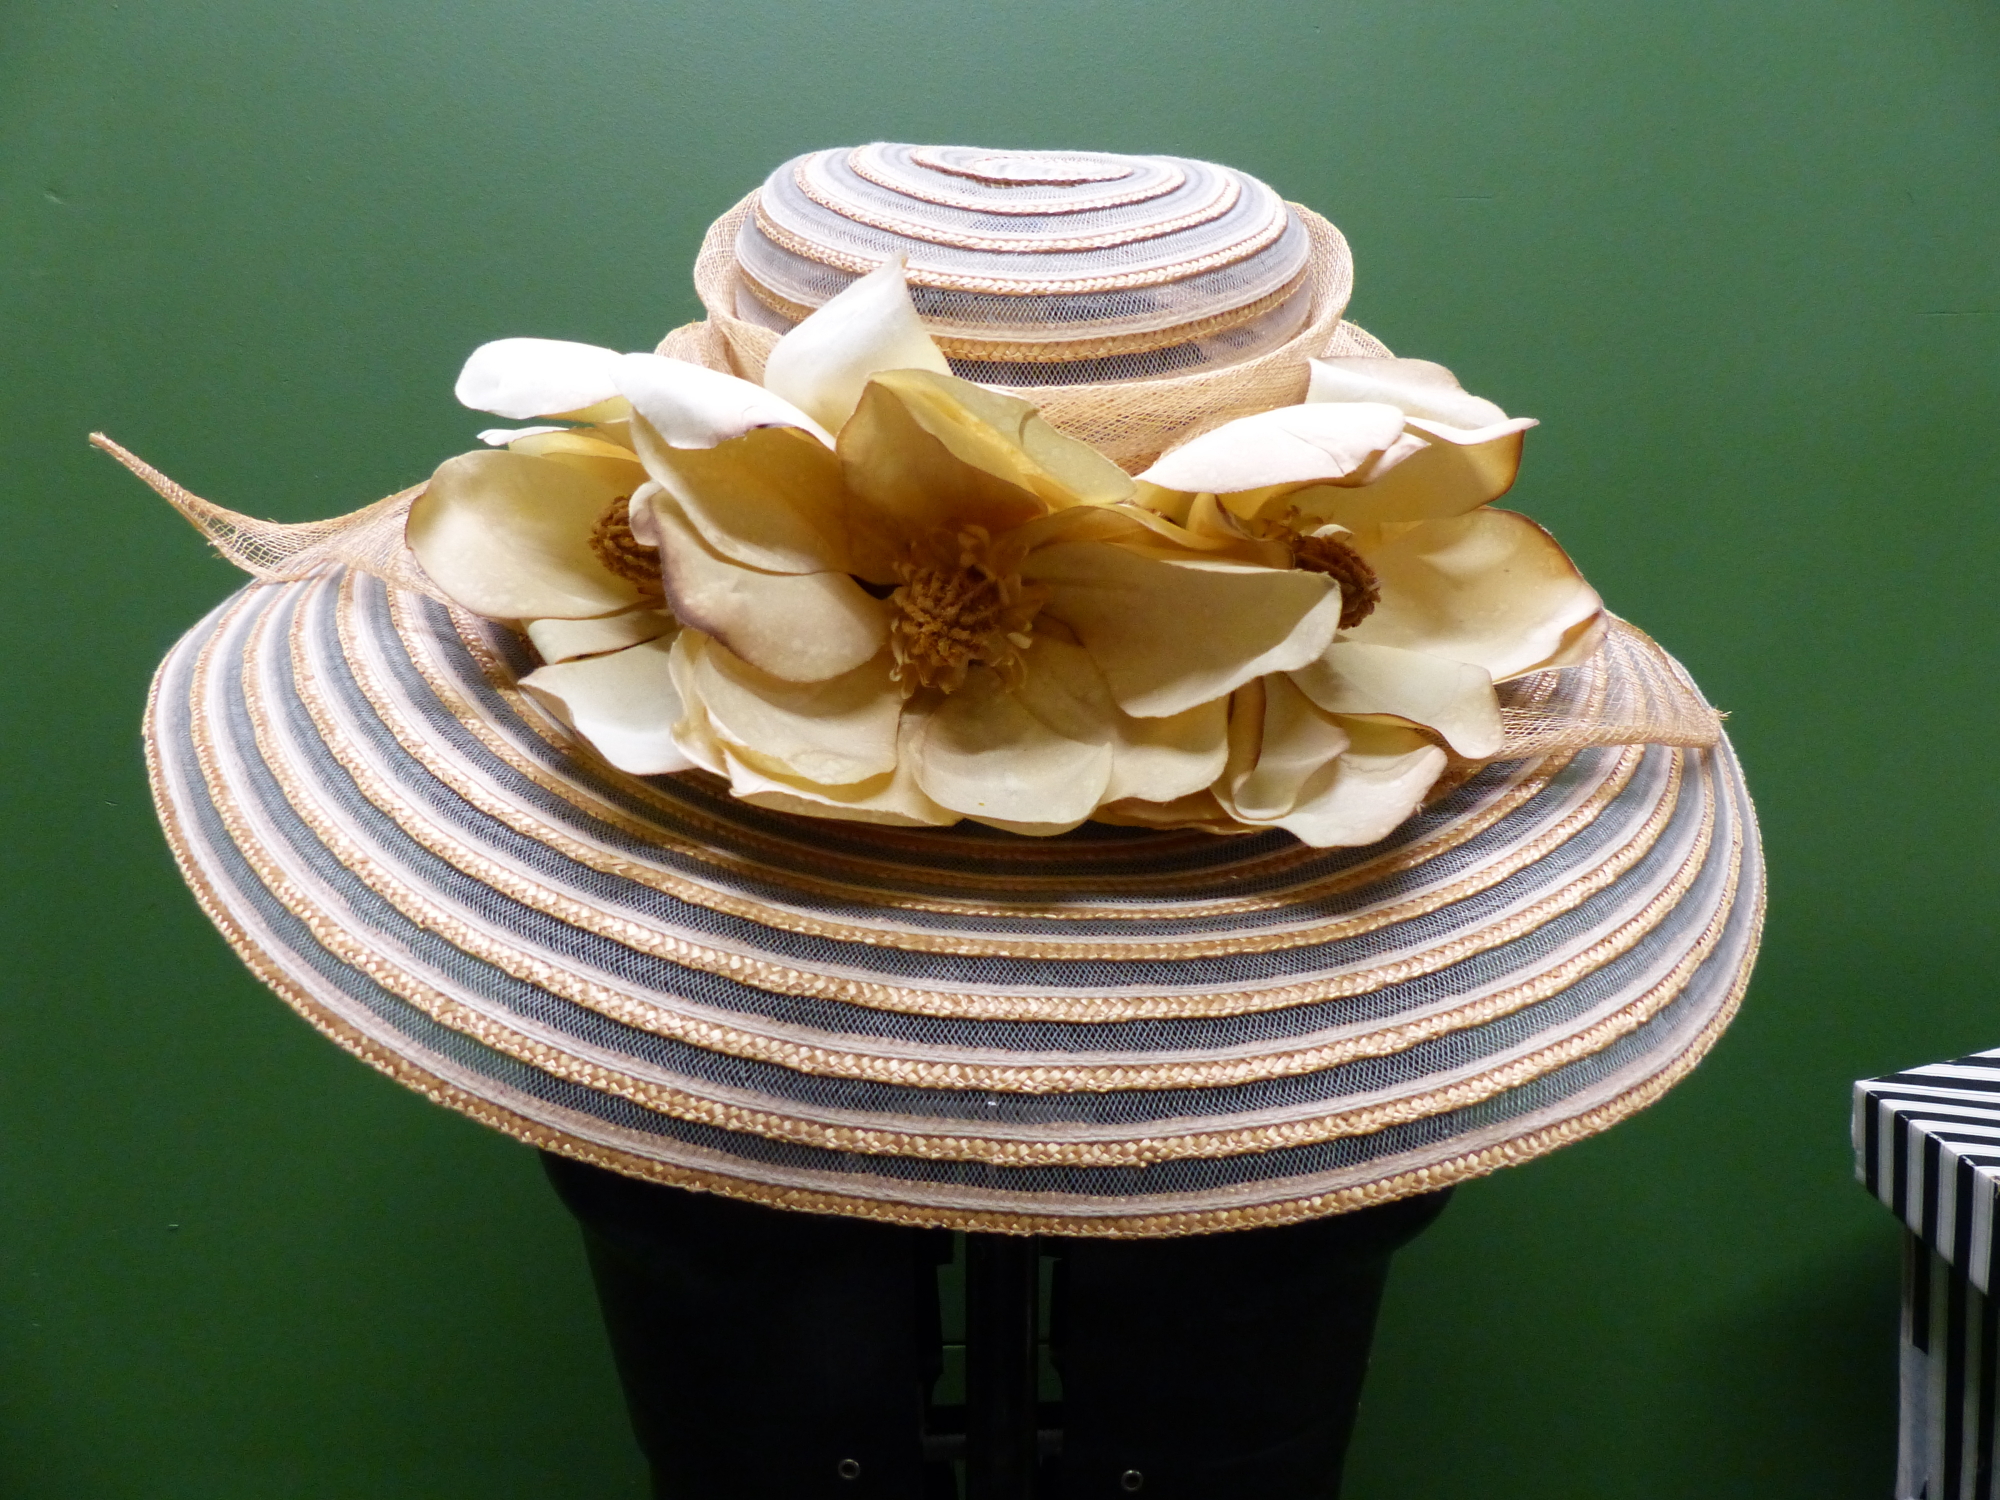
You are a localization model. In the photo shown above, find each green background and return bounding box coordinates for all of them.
[5,0,1997,1493]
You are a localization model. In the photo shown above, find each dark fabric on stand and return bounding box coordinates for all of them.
[1048,1190,1449,1499]
[543,1154,954,1499]
[545,1153,1447,1499]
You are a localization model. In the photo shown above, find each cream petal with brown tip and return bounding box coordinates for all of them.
[406,449,648,621]
[647,495,888,683]
[455,338,626,419]
[1105,697,1231,805]
[1220,675,1351,822]
[1272,719,1447,848]
[718,727,956,828]
[1135,402,1421,496]
[525,608,675,664]
[761,259,951,434]
[499,427,644,464]
[914,668,1112,824]
[681,634,901,786]
[1297,417,1535,526]
[632,423,853,576]
[840,371,1133,540]
[517,637,693,776]
[1023,545,1342,718]
[1288,641,1503,759]
[1345,509,1605,683]
[1306,357,1512,430]
[615,352,833,450]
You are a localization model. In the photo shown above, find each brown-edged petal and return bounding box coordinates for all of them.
[646,495,888,683]
[525,608,674,664]
[1344,509,1604,683]
[518,637,693,775]
[1220,675,1351,822]
[406,449,648,620]
[1288,641,1503,758]
[914,665,1112,824]
[1134,402,1420,496]
[1291,416,1535,526]
[631,422,853,575]
[760,259,952,434]
[1306,356,1511,429]
[1271,718,1447,848]
[718,734,957,828]
[1023,544,1341,718]
[680,634,901,786]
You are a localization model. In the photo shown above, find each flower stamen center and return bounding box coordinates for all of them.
[1290,532,1381,629]
[888,526,1045,695]
[589,495,663,593]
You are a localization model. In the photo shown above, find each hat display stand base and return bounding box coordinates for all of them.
[543,1154,1449,1499]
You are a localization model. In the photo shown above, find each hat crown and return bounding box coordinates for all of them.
[735,143,1315,385]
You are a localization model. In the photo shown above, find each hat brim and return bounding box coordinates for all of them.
[147,567,1762,1236]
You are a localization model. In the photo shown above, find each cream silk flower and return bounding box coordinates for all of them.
[409,264,1345,832]
[1123,357,1607,845]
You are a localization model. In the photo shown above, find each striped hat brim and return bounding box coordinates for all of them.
[146,566,1763,1236]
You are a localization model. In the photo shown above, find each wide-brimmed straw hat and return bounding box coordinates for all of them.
[120,145,1763,1236]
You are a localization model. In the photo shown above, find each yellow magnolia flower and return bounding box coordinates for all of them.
[411,264,1344,831]
[1125,357,1606,845]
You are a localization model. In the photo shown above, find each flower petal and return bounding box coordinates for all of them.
[1093,789,1243,834]
[646,495,888,682]
[1345,509,1605,682]
[631,424,852,575]
[519,637,693,775]
[1295,417,1536,526]
[1288,640,1502,758]
[913,666,1112,823]
[479,425,567,445]
[1135,402,1420,495]
[498,427,642,463]
[680,633,901,786]
[717,717,956,829]
[1022,544,1342,717]
[456,339,627,420]
[1220,676,1351,821]
[1105,697,1230,804]
[761,258,952,435]
[1306,356,1511,429]
[525,608,674,664]
[615,352,833,450]
[406,449,648,620]
[1272,718,1446,848]
[840,370,1133,541]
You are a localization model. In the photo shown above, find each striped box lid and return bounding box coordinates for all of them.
[1855,1055,2000,1291]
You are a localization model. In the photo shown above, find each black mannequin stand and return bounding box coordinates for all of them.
[543,1155,1448,1500]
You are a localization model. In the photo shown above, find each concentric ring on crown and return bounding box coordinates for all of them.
[734,143,1318,384]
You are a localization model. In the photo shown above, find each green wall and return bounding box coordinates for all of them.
[5,1,1997,1493]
